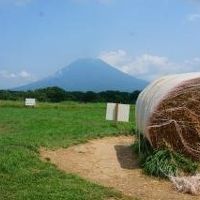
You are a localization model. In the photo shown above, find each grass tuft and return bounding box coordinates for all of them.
[133,134,199,178]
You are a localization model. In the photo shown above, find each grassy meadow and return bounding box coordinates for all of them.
[0,100,135,200]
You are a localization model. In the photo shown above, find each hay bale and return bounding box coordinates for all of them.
[136,72,200,160]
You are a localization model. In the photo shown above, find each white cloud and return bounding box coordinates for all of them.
[0,70,35,80]
[187,13,200,21]
[99,50,131,68]
[18,70,32,78]
[99,50,200,81]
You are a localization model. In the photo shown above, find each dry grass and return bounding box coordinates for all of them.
[170,174,200,195]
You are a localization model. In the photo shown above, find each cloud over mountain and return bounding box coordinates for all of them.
[99,50,200,81]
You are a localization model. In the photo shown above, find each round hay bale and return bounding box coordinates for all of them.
[136,72,200,160]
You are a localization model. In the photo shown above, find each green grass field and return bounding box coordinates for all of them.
[0,100,135,200]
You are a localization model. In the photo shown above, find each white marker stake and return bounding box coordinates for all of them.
[106,103,130,122]
[106,103,117,121]
[25,98,36,107]
[117,104,130,122]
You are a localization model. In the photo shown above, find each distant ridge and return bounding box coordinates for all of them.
[16,58,148,92]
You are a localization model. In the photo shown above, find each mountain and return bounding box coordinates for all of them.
[16,58,148,92]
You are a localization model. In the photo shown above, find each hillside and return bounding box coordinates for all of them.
[17,58,147,92]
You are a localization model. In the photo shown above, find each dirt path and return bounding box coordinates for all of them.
[40,136,199,200]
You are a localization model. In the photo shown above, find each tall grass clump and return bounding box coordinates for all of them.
[132,134,198,178]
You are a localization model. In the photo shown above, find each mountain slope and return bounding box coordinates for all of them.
[16,58,148,92]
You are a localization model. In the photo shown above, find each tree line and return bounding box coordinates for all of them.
[0,87,140,104]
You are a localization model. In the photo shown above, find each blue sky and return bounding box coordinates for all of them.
[0,0,200,89]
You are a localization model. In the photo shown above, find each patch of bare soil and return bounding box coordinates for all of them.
[40,136,200,200]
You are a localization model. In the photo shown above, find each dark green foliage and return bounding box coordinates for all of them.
[143,150,198,178]
[0,88,140,103]
[133,135,198,178]
[172,152,198,174]
[44,87,66,102]
[82,91,99,102]
[143,150,177,177]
